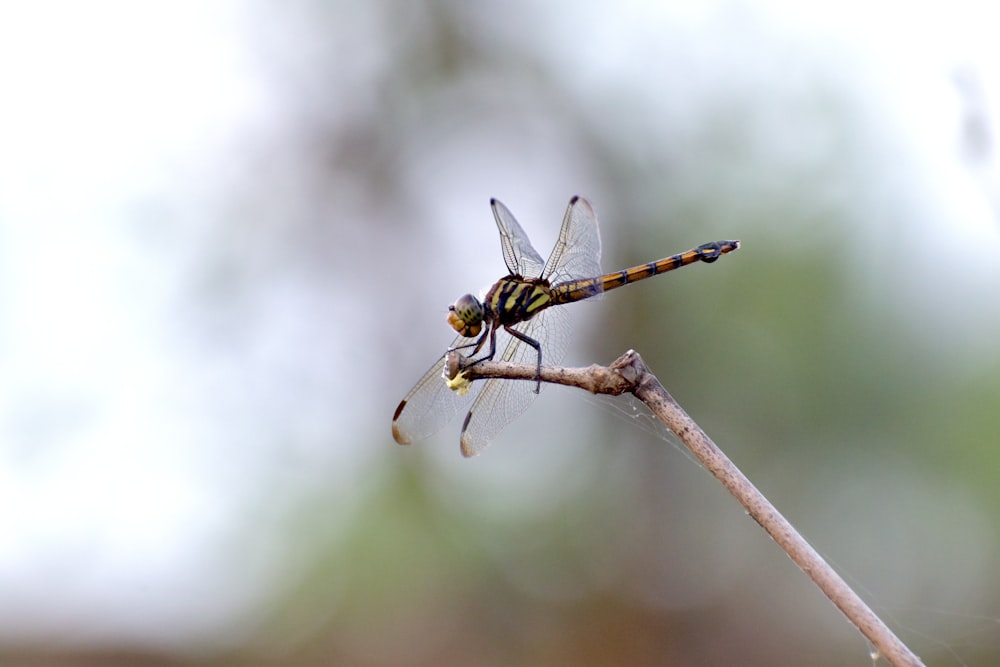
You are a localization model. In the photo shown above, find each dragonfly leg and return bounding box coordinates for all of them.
[448,325,492,358]
[504,325,542,393]
[460,323,500,382]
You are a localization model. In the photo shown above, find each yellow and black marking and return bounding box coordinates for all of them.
[486,276,555,325]
[445,239,739,397]
[552,240,740,305]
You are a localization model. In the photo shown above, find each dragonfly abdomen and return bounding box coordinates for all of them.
[551,239,740,304]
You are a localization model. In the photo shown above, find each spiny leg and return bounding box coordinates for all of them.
[448,325,492,358]
[464,322,500,370]
[505,325,543,393]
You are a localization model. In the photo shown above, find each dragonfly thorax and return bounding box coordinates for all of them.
[447,293,486,337]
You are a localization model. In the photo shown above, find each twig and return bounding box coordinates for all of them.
[447,349,924,667]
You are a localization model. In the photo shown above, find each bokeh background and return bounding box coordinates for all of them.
[2,1,999,665]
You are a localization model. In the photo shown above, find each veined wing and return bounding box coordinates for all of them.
[393,199,547,448]
[392,332,482,445]
[459,304,570,457]
[540,196,603,286]
[491,198,546,278]
[459,197,600,456]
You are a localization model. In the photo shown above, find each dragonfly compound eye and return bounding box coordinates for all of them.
[447,294,484,337]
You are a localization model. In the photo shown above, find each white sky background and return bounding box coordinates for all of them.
[0,0,306,646]
[0,0,999,653]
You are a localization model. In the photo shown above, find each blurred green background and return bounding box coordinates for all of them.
[2,1,999,665]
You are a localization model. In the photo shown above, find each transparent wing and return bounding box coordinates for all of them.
[394,197,601,455]
[391,332,482,445]
[491,198,546,278]
[459,197,602,456]
[541,196,603,285]
[459,304,569,457]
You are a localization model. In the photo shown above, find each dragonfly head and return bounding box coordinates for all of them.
[447,294,484,337]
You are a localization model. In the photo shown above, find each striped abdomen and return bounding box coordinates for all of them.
[551,240,740,304]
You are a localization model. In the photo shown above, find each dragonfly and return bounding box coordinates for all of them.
[392,196,739,457]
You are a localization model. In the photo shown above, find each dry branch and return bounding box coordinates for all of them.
[447,349,924,667]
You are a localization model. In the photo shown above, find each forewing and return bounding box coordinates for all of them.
[399,198,601,454]
[392,333,481,445]
[491,198,546,278]
[458,305,570,457]
[541,196,603,285]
